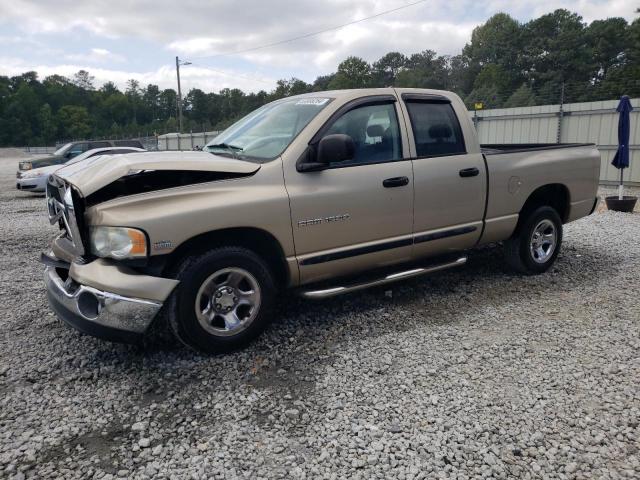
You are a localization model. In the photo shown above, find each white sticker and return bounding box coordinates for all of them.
[296,98,330,105]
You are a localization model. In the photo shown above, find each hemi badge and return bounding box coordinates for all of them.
[153,240,173,250]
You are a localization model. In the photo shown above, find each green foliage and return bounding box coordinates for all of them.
[56,105,91,139]
[328,57,372,89]
[0,10,638,146]
[504,84,537,108]
[38,104,57,143]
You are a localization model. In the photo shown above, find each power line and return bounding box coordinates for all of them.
[186,0,429,61]
[187,61,274,86]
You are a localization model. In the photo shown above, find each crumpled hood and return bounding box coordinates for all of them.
[53,151,261,196]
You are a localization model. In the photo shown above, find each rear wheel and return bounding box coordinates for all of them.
[504,206,563,274]
[168,247,277,353]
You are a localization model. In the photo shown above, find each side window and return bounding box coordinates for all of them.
[323,102,401,166]
[89,141,111,149]
[67,142,87,158]
[405,102,465,157]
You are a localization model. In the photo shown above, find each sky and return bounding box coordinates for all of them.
[0,0,637,94]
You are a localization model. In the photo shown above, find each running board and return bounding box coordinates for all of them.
[300,256,467,299]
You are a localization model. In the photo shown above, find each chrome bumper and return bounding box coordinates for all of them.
[44,265,162,343]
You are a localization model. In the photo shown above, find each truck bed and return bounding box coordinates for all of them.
[481,143,594,155]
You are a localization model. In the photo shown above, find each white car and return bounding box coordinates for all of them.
[16,147,145,193]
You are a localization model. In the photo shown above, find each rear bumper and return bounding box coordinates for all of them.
[44,265,162,344]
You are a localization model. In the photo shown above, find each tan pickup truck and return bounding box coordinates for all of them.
[42,88,601,352]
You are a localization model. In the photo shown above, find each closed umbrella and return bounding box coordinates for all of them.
[611,95,633,200]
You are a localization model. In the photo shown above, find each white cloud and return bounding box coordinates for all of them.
[65,48,126,64]
[0,56,278,92]
[0,0,637,92]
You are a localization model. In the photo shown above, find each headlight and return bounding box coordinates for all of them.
[21,171,44,179]
[89,226,148,259]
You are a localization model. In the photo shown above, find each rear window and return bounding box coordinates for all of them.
[405,102,465,157]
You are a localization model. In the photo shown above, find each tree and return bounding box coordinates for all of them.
[504,84,536,107]
[396,50,449,89]
[56,105,91,139]
[587,18,629,81]
[463,13,523,91]
[271,78,311,99]
[372,51,407,86]
[126,79,141,123]
[37,104,57,143]
[328,57,371,89]
[73,70,95,90]
[312,74,335,91]
[522,10,591,87]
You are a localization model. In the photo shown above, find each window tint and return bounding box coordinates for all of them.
[405,102,465,157]
[323,102,401,166]
[67,142,88,158]
[89,141,111,149]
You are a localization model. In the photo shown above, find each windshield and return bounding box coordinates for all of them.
[53,142,73,156]
[205,97,333,161]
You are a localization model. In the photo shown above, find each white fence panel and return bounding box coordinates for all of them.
[474,98,640,184]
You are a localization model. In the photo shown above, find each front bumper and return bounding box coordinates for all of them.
[44,265,163,344]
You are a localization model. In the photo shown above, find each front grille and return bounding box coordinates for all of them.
[46,176,85,256]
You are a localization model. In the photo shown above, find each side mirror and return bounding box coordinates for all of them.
[297,134,356,173]
[317,134,355,165]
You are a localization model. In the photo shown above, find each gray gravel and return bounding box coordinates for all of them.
[1,149,639,479]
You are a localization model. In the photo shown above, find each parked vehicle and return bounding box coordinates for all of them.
[42,88,601,353]
[16,147,145,193]
[18,139,145,171]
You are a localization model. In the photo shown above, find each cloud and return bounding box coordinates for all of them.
[65,48,126,64]
[0,0,637,93]
[0,56,277,92]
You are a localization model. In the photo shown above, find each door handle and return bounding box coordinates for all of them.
[459,167,480,178]
[383,176,409,188]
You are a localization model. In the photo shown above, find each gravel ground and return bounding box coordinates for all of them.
[0,149,639,479]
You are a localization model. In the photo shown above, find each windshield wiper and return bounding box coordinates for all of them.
[207,143,244,159]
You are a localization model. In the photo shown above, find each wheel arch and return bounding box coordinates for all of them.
[164,227,291,288]
[519,183,571,225]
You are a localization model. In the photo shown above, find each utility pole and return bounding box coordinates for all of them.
[175,56,183,133]
[556,81,565,144]
[175,56,192,133]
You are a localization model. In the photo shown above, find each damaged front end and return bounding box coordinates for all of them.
[42,151,265,343]
[43,174,178,344]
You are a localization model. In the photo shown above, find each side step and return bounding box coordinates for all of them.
[300,256,467,299]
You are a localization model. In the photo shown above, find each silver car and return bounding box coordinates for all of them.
[16,147,145,193]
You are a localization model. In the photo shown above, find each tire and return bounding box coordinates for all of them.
[504,206,563,274]
[168,246,277,353]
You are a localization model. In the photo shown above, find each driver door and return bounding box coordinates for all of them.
[284,96,414,284]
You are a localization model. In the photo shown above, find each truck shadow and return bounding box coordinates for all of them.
[272,241,622,345]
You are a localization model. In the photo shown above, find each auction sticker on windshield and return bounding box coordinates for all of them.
[296,98,330,105]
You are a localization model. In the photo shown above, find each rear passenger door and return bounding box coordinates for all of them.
[398,93,486,260]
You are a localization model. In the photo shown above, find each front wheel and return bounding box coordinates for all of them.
[168,247,277,353]
[504,206,563,274]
